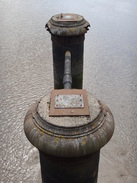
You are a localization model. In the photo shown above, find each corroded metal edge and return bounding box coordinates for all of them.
[46,13,90,36]
[46,22,90,36]
[49,89,90,116]
[24,93,114,157]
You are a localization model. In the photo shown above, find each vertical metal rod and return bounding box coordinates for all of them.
[63,51,72,89]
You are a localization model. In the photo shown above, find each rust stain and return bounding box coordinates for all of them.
[55,137,59,143]
[40,130,44,135]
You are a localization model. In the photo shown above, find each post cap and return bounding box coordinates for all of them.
[46,13,90,36]
[24,92,114,157]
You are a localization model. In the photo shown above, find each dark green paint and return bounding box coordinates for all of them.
[51,35,84,89]
[39,150,100,183]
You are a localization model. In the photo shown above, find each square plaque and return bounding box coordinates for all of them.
[49,89,89,117]
[55,94,84,108]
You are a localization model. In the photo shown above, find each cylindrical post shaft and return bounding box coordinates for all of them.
[46,13,90,89]
[39,150,100,183]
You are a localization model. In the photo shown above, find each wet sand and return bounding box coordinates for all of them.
[0,0,137,182]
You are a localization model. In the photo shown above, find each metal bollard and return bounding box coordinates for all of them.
[24,13,114,183]
[24,91,114,183]
[46,13,90,89]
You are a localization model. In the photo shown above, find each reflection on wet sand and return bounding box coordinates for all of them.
[0,0,137,182]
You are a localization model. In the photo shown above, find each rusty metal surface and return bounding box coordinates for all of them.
[46,13,90,36]
[24,92,114,157]
[49,89,89,116]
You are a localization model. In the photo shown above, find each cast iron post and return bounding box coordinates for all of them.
[24,13,114,183]
[46,13,90,89]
